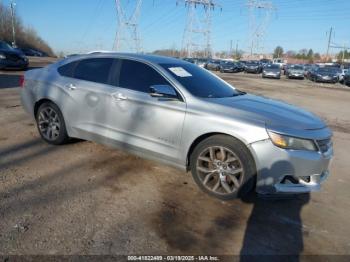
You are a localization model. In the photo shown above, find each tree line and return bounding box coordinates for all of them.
[273,46,321,63]
[0,2,54,56]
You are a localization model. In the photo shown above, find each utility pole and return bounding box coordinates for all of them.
[246,0,275,58]
[326,27,333,61]
[235,40,239,59]
[178,0,221,58]
[10,0,16,48]
[114,0,143,53]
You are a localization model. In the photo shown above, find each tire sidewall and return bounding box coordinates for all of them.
[190,135,256,200]
[36,102,69,145]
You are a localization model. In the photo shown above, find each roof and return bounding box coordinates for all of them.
[78,52,187,65]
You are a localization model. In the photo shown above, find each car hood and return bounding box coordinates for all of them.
[222,64,235,68]
[264,68,280,73]
[206,94,326,131]
[289,69,304,74]
[318,71,336,76]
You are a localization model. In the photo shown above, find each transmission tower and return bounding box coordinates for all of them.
[114,0,143,53]
[246,0,275,56]
[178,0,221,58]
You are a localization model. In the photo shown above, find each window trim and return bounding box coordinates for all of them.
[115,58,185,102]
[57,58,117,86]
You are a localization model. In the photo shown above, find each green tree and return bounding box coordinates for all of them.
[314,53,321,60]
[307,49,314,62]
[273,46,284,58]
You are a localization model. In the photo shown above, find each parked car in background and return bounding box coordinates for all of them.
[262,64,281,79]
[272,58,285,69]
[303,64,312,77]
[260,58,272,67]
[286,65,305,79]
[343,70,350,86]
[244,61,262,74]
[20,53,333,200]
[0,41,29,70]
[195,58,208,68]
[235,62,245,72]
[205,59,221,71]
[337,68,347,83]
[309,67,339,83]
[219,61,239,73]
[20,48,43,57]
[183,57,195,64]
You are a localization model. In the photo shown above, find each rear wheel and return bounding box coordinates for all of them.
[190,135,256,200]
[36,102,70,145]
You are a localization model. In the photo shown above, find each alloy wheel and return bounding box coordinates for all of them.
[38,107,61,141]
[196,146,244,195]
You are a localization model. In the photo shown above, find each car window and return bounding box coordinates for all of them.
[0,41,13,50]
[73,58,113,84]
[58,61,79,78]
[161,63,241,98]
[118,59,169,93]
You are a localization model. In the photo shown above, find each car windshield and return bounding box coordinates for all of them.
[265,64,280,69]
[318,68,336,73]
[221,61,234,66]
[0,41,13,50]
[161,63,242,98]
[291,65,304,70]
[247,62,259,66]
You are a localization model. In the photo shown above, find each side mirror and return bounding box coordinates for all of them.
[150,85,178,99]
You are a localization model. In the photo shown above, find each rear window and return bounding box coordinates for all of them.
[58,61,78,78]
[74,58,113,84]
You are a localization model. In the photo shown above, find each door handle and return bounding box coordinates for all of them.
[112,93,127,101]
[66,83,76,91]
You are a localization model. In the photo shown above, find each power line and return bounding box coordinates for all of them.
[246,0,276,56]
[177,0,221,58]
[114,0,143,53]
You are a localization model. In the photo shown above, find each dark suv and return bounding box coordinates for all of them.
[0,41,29,70]
[244,61,262,74]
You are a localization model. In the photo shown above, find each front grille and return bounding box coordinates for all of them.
[316,138,332,153]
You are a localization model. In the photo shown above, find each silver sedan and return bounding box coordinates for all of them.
[20,53,333,200]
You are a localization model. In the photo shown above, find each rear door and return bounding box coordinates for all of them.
[56,57,116,139]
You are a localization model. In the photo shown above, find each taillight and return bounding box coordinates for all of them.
[19,75,25,88]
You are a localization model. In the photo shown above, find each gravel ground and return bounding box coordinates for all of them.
[1,60,350,256]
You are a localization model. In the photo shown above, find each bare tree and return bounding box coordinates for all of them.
[0,2,54,56]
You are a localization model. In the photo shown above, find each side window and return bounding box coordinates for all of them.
[73,58,113,84]
[58,61,78,78]
[118,59,169,93]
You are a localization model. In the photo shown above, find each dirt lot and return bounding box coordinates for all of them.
[1,59,350,257]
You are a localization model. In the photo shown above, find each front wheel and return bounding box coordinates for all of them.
[190,135,256,200]
[36,102,70,145]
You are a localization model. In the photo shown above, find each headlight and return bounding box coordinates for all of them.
[268,131,317,151]
[0,54,5,59]
[317,74,323,77]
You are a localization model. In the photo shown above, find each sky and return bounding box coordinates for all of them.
[3,0,350,55]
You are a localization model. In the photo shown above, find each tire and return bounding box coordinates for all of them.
[190,135,256,200]
[36,102,70,145]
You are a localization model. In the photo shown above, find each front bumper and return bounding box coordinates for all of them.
[316,76,338,83]
[221,68,236,73]
[245,68,260,73]
[289,73,304,79]
[249,138,333,195]
[263,72,280,78]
